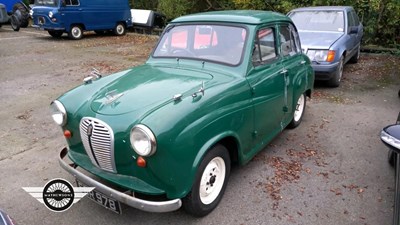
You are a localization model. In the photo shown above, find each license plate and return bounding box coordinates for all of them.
[76,180,122,214]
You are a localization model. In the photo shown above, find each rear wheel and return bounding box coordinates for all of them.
[288,93,306,129]
[48,30,63,38]
[113,23,126,36]
[68,25,83,40]
[13,3,29,28]
[10,14,20,31]
[183,145,231,217]
[328,56,344,87]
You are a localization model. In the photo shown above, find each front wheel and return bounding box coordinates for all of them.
[288,93,306,129]
[328,56,344,87]
[10,14,20,31]
[183,145,231,217]
[68,25,83,40]
[113,23,126,36]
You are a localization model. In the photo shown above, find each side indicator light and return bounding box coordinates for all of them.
[64,130,72,138]
[137,156,147,167]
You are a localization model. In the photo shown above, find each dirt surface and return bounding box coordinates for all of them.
[0,25,400,225]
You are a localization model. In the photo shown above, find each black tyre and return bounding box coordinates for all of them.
[10,14,20,31]
[68,25,83,40]
[113,23,126,36]
[349,45,361,64]
[13,3,29,28]
[328,56,344,87]
[388,150,396,168]
[48,30,63,38]
[288,93,306,129]
[183,145,231,217]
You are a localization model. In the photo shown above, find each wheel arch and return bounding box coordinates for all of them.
[70,23,85,31]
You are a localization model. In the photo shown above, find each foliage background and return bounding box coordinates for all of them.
[130,0,400,48]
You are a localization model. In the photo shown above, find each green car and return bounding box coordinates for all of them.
[54,10,314,216]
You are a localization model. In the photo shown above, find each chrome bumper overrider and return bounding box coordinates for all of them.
[59,148,182,213]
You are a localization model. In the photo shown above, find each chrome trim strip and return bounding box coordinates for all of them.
[59,148,182,213]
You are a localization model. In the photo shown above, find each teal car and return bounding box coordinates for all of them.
[54,10,314,216]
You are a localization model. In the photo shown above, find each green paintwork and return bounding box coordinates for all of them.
[56,10,314,200]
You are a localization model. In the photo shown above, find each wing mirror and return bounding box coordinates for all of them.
[349,26,358,34]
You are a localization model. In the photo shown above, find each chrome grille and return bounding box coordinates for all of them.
[80,117,116,173]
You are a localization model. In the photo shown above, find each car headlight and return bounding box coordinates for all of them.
[130,124,157,156]
[29,9,33,17]
[306,50,335,62]
[48,11,53,18]
[50,100,67,126]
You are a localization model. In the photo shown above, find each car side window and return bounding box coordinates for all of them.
[65,0,79,6]
[279,26,297,57]
[252,28,277,65]
[347,11,355,27]
[351,10,360,26]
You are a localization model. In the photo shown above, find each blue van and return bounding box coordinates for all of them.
[31,0,133,39]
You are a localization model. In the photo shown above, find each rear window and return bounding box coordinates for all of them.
[289,11,344,32]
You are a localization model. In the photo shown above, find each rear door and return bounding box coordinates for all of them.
[246,26,286,146]
[278,23,307,124]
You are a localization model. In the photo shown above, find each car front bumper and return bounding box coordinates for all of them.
[312,61,339,81]
[59,147,182,213]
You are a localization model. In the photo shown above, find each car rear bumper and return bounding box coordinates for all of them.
[312,61,339,81]
[59,147,182,213]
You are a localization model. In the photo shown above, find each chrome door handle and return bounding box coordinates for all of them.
[280,69,288,74]
[300,60,306,65]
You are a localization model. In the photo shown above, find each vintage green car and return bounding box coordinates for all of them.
[54,10,314,216]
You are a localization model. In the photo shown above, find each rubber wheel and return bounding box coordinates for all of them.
[48,30,63,38]
[349,45,360,63]
[388,150,396,168]
[113,23,126,36]
[183,145,231,217]
[328,56,344,87]
[10,14,20,31]
[288,93,306,129]
[13,3,29,28]
[68,25,83,40]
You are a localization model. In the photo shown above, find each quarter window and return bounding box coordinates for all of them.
[252,28,277,64]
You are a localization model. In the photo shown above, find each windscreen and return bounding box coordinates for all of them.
[153,25,247,66]
[289,11,344,32]
[35,0,58,7]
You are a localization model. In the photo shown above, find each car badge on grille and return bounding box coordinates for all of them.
[87,123,93,137]
[104,90,124,105]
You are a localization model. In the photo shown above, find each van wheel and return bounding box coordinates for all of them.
[183,145,230,217]
[113,23,126,36]
[68,25,83,40]
[48,30,63,38]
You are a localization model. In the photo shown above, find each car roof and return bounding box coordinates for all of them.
[289,6,354,12]
[171,10,291,25]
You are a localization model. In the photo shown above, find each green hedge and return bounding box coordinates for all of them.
[130,0,400,48]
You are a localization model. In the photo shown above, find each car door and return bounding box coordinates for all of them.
[246,26,286,147]
[345,10,357,59]
[278,23,307,124]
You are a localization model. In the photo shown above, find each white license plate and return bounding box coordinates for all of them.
[76,180,122,214]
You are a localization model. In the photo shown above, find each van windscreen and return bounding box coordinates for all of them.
[35,0,58,7]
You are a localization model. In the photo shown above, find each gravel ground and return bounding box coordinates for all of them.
[0,25,399,225]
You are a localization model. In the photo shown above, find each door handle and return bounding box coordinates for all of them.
[300,60,306,65]
[280,69,288,74]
